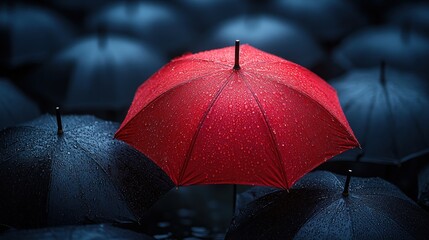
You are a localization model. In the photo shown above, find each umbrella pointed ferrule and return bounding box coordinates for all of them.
[56,107,63,135]
[342,169,352,197]
[233,40,241,70]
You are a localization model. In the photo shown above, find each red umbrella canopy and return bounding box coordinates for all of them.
[116,41,359,189]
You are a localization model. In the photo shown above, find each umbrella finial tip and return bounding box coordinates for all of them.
[342,169,352,197]
[55,106,63,135]
[233,40,241,70]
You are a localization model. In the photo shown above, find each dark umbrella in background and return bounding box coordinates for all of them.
[86,1,195,57]
[0,79,40,129]
[176,0,246,33]
[197,15,325,68]
[22,33,166,119]
[226,171,429,240]
[0,3,75,73]
[0,112,173,228]
[267,0,367,43]
[332,26,429,78]
[329,64,429,165]
[387,2,429,38]
[0,224,154,240]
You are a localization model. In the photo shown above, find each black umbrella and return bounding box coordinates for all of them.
[0,224,154,239]
[23,34,166,114]
[333,26,429,77]
[267,0,367,42]
[330,65,429,165]
[0,3,75,69]
[0,111,173,228]
[176,0,246,32]
[86,1,195,56]
[226,171,429,240]
[197,15,325,68]
[0,79,40,129]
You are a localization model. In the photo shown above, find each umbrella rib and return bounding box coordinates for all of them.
[119,70,226,131]
[177,72,235,185]
[71,138,138,221]
[354,88,377,161]
[245,70,357,146]
[356,196,419,239]
[381,84,400,160]
[239,71,289,188]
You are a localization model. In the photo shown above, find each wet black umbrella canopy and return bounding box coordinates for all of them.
[226,171,429,240]
[0,110,173,228]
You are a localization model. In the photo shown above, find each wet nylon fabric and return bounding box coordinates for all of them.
[116,44,359,189]
[0,115,173,228]
[331,67,429,164]
[226,171,429,240]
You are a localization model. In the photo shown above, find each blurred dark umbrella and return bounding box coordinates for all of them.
[267,0,367,42]
[176,0,246,32]
[0,224,154,239]
[419,162,429,210]
[0,113,173,228]
[0,79,40,129]
[197,15,325,68]
[330,65,429,165]
[86,1,195,56]
[0,3,75,70]
[226,171,429,240]
[333,26,429,77]
[23,34,166,114]
[387,3,429,37]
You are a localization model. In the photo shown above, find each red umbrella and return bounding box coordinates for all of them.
[115,41,359,189]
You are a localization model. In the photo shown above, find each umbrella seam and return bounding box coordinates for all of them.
[245,70,358,145]
[177,72,235,185]
[292,197,335,238]
[117,70,226,133]
[239,71,289,189]
[72,138,138,222]
[355,196,420,239]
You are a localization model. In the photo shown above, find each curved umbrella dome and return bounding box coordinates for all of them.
[331,67,429,164]
[0,4,75,68]
[226,171,429,239]
[333,26,429,76]
[86,2,195,54]
[24,35,167,111]
[116,44,358,189]
[0,114,173,228]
